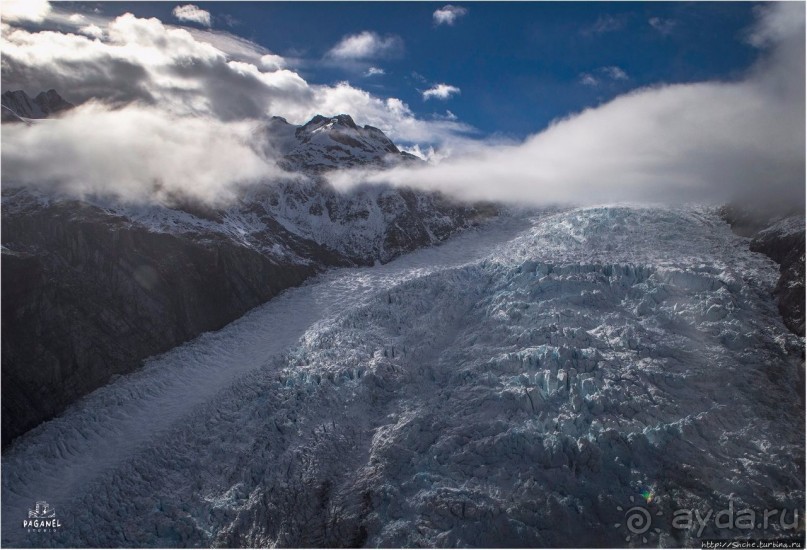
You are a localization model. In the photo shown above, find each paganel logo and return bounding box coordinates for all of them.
[23,501,62,532]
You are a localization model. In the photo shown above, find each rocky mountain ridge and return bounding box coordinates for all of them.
[1,89,74,122]
[257,114,420,172]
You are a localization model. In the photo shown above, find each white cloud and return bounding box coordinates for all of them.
[648,17,676,35]
[78,24,105,39]
[184,27,280,65]
[1,102,279,205]
[399,144,449,164]
[16,8,111,37]
[422,83,461,101]
[326,31,402,60]
[1,0,51,23]
[583,15,625,36]
[580,66,629,87]
[602,66,628,80]
[0,13,283,119]
[172,4,211,27]
[328,3,805,212]
[411,71,427,83]
[745,3,804,48]
[221,14,239,28]
[433,5,468,26]
[365,66,385,77]
[579,73,598,87]
[260,53,286,70]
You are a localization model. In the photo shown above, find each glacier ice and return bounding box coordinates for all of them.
[1,206,803,547]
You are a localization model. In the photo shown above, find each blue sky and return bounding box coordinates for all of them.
[59,1,761,140]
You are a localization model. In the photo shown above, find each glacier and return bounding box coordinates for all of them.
[1,205,803,548]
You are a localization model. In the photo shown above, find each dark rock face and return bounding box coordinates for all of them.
[720,204,805,336]
[1,199,326,446]
[750,221,805,336]
[33,89,74,116]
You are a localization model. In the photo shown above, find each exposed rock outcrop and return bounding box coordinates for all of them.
[719,204,805,336]
[750,217,806,335]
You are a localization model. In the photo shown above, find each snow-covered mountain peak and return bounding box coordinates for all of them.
[301,113,360,133]
[257,113,419,172]
[296,113,397,153]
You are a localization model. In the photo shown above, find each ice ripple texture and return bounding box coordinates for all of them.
[2,206,803,548]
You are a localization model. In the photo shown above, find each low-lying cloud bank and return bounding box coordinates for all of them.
[1,102,279,205]
[330,3,805,210]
